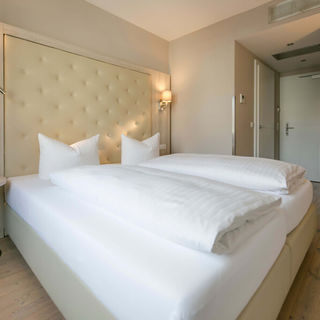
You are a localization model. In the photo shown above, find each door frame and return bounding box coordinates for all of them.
[254,60,259,157]
[254,59,279,159]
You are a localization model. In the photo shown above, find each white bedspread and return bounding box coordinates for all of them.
[140,153,305,194]
[6,175,286,320]
[275,179,313,233]
[50,165,281,254]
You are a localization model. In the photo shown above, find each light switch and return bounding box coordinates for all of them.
[239,94,245,104]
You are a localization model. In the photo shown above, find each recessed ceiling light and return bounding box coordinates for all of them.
[287,43,294,46]
[301,59,307,62]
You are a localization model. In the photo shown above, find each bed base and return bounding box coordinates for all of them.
[238,204,317,320]
[4,205,115,320]
[4,204,317,320]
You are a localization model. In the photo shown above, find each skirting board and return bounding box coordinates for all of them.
[4,204,317,320]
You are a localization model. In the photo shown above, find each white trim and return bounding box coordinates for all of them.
[232,96,236,155]
[254,59,259,157]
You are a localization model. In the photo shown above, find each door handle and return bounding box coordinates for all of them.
[285,123,294,136]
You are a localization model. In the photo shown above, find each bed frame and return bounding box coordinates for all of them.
[1,23,318,320]
[238,204,317,320]
[4,203,317,320]
[0,23,171,178]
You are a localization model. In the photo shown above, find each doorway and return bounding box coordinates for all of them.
[280,73,320,181]
[234,42,278,159]
[235,13,320,172]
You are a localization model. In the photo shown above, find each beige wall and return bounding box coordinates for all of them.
[169,2,292,154]
[0,0,169,73]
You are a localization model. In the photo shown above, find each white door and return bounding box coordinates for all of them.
[254,60,275,159]
[280,74,320,181]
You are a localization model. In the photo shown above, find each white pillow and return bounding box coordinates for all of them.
[38,133,100,179]
[140,153,306,194]
[121,133,160,165]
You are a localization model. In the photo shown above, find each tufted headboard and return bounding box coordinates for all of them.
[4,35,154,177]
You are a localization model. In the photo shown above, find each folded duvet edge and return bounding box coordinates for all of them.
[212,206,280,254]
[50,165,281,254]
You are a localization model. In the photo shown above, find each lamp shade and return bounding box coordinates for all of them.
[161,90,172,102]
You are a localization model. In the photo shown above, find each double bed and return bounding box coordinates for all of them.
[4,172,316,320]
[5,174,286,320]
[1,26,317,320]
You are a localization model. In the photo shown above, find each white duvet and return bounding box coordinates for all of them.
[6,174,287,320]
[50,165,281,253]
[141,153,306,194]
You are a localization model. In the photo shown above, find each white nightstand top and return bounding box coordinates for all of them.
[0,177,6,187]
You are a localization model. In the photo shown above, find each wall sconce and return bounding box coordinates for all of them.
[159,90,172,111]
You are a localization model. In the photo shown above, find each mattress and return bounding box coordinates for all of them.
[6,175,286,320]
[270,179,313,234]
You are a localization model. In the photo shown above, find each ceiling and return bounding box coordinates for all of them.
[239,13,320,73]
[85,0,272,41]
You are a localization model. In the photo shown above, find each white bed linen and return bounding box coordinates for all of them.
[141,155,312,235]
[140,154,305,194]
[274,179,313,234]
[50,165,281,254]
[6,175,286,320]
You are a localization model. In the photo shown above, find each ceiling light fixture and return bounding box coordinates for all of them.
[299,73,320,79]
[269,0,320,23]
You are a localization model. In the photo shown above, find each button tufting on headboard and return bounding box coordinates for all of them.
[4,35,152,177]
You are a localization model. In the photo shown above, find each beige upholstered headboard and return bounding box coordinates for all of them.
[4,35,154,177]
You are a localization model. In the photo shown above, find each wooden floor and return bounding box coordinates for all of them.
[0,184,320,320]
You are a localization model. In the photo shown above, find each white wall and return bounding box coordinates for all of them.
[0,0,169,73]
[169,3,301,154]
